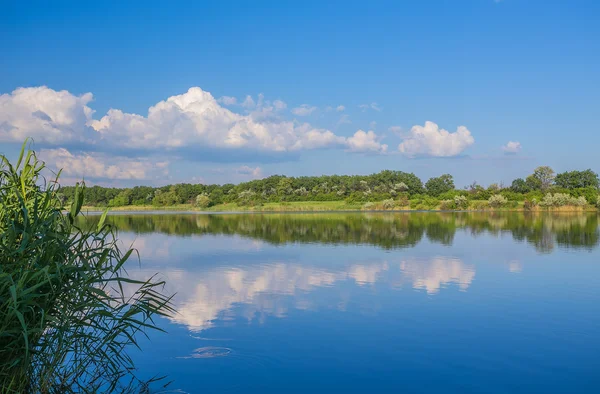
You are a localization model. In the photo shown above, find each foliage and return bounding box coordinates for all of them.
[410,196,440,210]
[382,199,395,210]
[510,178,531,194]
[425,174,454,197]
[362,202,375,210]
[539,193,587,207]
[55,165,600,212]
[554,169,599,189]
[488,194,508,208]
[195,193,211,208]
[454,195,469,209]
[530,166,555,191]
[0,143,174,393]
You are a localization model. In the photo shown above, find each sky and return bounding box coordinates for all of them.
[1,0,599,188]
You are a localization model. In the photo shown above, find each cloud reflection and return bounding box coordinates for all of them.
[123,235,476,332]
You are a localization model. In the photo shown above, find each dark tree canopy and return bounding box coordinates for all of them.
[555,170,599,189]
[425,174,455,197]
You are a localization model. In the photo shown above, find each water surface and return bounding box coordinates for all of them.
[97,212,600,393]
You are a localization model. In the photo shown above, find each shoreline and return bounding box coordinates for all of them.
[82,201,599,214]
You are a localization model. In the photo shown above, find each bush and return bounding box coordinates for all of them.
[597,195,600,208]
[470,201,488,210]
[539,193,587,207]
[0,143,174,392]
[454,195,469,209]
[363,202,375,210]
[523,199,538,210]
[439,200,455,210]
[409,196,440,210]
[195,193,211,208]
[488,194,508,208]
[382,199,395,210]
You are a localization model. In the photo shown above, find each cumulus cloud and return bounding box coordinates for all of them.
[291,104,317,116]
[90,88,346,152]
[241,95,255,109]
[236,165,263,179]
[217,96,237,105]
[0,86,356,156]
[273,100,287,110]
[0,86,95,144]
[502,141,522,154]
[346,130,388,154]
[40,148,169,180]
[398,121,474,157]
[358,102,382,112]
[336,105,345,112]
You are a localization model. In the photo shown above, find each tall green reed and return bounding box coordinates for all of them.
[0,142,175,393]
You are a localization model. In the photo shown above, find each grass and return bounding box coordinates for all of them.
[82,200,598,213]
[0,142,174,393]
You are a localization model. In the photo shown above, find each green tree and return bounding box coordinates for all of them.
[530,166,555,191]
[425,174,455,197]
[510,178,531,193]
[555,169,599,189]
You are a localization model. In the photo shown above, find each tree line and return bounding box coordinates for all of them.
[59,167,600,209]
[82,212,600,253]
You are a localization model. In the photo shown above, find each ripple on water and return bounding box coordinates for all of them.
[179,347,232,359]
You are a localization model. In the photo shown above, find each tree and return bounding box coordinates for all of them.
[425,174,454,197]
[530,166,555,191]
[555,169,599,189]
[510,178,531,193]
[277,177,293,197]
[195,193,211,208]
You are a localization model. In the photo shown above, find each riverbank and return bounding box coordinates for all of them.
[82,200,599,213]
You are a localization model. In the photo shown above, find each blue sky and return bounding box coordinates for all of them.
[1,0,599,187]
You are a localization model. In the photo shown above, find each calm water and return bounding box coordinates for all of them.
[98,212,600,393]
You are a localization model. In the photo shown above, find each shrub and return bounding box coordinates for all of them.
[0,143,174,392]
[409,196,439,210]
[454,195,469,209]
[470,201,488,210]
[382,199,395,210]
[488,194,508,208]
[195,193,211,208]
[439,200,455,210]
[539,193,587,207]
[523,199,537,210]
[363,202,375,210]
[597,195,600,208]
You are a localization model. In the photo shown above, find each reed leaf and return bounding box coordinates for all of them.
[0,141,175,393]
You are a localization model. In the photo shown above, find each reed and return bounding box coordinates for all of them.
[0,142,174,393]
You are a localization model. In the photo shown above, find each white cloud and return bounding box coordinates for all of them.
[346,130,388,154]
[90,88,345,152]
[291,104,317,116]
[236,165,263,179]
[40,148,168,180]
[217,96,237,105]
[502,141,522,154]
[336,105,345,112]
[273,100,287,110]
[398,121,474,157]
[0,86,94,144]
[358,102,382,112]
[241,95,255,109]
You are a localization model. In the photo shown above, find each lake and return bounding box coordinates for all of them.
[97,212,600,393]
